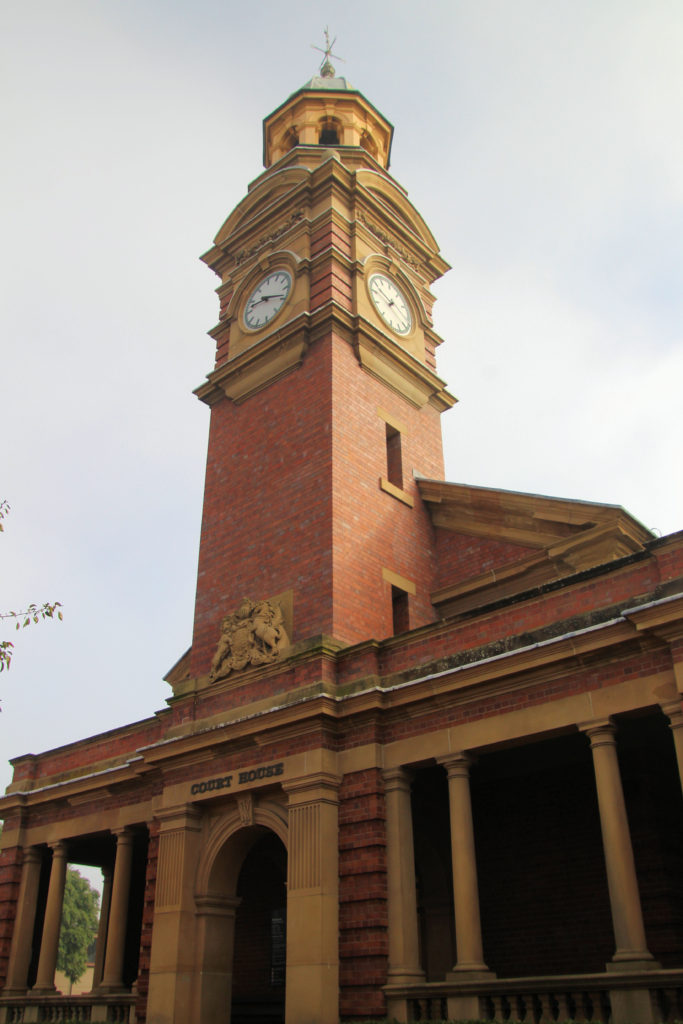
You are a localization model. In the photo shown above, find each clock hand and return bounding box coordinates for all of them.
[249,293,285,308]
[376,286,396,306]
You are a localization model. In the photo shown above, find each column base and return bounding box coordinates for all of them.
[30,985,56,994]
[607,955,660,971]
[447,964,495,980]
[386,968,426,984]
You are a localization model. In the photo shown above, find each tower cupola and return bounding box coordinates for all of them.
[262,71,393,169]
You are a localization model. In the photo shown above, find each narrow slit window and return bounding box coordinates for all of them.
[270,906,286,985]
[386,424,403,489]
[391,585,410,635]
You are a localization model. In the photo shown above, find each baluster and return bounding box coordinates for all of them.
[674,987,683,1020]
[555,992,571,1021]
[431,996,446,1020]
[525,993,539,1024]
[482,995,495,1022]
[658,987,673,1023]
[603,990,612,1024]
[666,986,682,1023]
[492,994,507,1021]
[537,992,554,1023]
[514,995,527,1023]
[417,997,429,1020]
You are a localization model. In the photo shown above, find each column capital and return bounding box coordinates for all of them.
[154,803,203,833]
[49,839,69,859]
[282,770,341,805]
[382,766,414,792]
[437,752,473,779]
[22,845,43,866]
[112,826,136,845]
[661,699,683,729]
[579,718,617,745]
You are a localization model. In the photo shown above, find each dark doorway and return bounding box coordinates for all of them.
[231,832,287,1024]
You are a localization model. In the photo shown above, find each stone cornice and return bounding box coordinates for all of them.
[623,592,683,643]
[195,303,455,412]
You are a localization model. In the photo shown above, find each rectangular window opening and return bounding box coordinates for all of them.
[391,585,410,636]
[386,424,403,489]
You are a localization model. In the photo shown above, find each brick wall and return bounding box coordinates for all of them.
[331,333,444,643]
[134,822,158,1024]
[190,322,448,675]
[0,843,23,990]
[338,769,388,1020]
[434,527,533,591]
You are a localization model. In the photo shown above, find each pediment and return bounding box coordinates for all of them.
[211,166,310,250]
[356,170,440,250]
[420,479,654,617]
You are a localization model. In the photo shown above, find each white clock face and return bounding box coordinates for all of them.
[368,273,412,336]
[243,270,292,330]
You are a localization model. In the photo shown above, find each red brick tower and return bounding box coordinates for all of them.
[190,67,454,678]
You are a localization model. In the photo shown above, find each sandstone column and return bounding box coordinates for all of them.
[383,767,424,984]
[583,721,655,967]
[4,846,43,993]
[283,771,341,1024]
[92,865,113,989]
[100,830,135,990]
[661,700,683,797]
[32,841,68,992]
[583,720,658,1024]
[438,754,489,975]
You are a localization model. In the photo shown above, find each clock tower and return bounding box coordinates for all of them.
[189,60,454,680]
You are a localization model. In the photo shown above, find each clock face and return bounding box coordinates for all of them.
[243,270,292,330]
[368,273,412,336]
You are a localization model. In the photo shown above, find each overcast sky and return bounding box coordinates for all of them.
[2,0,682,796]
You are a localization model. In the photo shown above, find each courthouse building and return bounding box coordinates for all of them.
[2,62,683,1024]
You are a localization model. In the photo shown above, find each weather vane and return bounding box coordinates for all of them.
[311,27,344,79]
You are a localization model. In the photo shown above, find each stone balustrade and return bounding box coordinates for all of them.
[385,968,683,1023]
[0,992,135,1023]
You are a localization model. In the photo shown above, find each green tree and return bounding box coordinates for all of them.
[1,501,62,673]
[57,869,100,990]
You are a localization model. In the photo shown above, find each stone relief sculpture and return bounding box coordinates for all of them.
[209,597,289,681]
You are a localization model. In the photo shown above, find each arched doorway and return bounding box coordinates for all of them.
[194,804,288,1024]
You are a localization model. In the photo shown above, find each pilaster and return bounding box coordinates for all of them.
[146,805,203,1024]
[283,771,341,1024]
[194,894,241,1023]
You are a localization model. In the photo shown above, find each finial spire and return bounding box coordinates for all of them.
[311,27,344,79]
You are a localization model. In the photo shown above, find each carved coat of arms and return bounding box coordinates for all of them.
[209,598,289,681]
